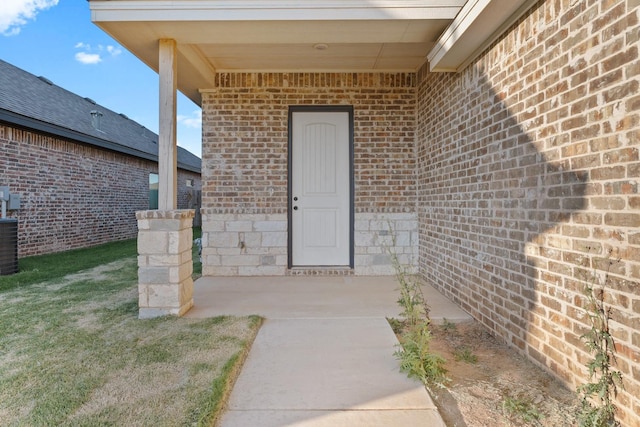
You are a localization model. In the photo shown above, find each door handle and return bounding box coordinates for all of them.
[293,196,298,201]
[293,206,298,210]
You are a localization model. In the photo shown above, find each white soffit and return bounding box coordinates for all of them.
[427,0,539,72]
[90,0,466,104]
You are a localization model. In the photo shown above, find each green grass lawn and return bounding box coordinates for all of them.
[0,239,138,292]
[0,232,259,426]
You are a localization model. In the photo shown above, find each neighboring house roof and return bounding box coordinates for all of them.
[0,59,201,173]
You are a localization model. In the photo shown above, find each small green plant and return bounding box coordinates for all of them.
[502,394,543,425]
[391,253,428,325]
[453,346,478,364]
[577,250,623,427]
[386,221,447,389]
[441,318,457,334]
[395,322,448,387]
[387,317,404,335]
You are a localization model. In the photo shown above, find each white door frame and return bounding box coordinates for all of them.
[288,105,354,268]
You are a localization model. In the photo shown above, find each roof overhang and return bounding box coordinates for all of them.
[427,0,539,72]
[89,0,537,105]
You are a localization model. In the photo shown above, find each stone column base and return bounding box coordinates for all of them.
[136,209,195,318]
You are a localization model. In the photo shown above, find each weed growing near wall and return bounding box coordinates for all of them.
[577,250,623,427]
[502,394,544,425]
[453,347,478,364]
[386,222,447,389]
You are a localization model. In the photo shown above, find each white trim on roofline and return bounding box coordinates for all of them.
[427,0,538,72]
[90,0,464,21]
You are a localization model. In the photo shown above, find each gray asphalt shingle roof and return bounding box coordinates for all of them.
[0,59,201,173]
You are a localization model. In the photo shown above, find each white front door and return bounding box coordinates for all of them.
[291,110,351,266]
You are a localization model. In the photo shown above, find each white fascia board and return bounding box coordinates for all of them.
[90,0,464,21]
[427,0,538,72]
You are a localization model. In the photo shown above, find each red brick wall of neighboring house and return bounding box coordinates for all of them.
[201,72,417,216]
[0,124,201,257]
[416,0,639,424]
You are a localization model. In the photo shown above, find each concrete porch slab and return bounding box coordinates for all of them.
[185,275,471,322]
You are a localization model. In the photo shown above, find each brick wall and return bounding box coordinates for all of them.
[202,72,416,213]
[416,0,639,424]
[201,73,417,275]
[0,124,201,256]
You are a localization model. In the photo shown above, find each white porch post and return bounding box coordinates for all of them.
[136,38,194,319]
[158,39,178,210]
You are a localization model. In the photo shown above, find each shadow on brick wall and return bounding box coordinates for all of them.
[418,69,588,369]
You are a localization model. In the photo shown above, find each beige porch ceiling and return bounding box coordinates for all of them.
[90,0,538,105]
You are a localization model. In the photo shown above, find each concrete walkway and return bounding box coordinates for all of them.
[186,276,471,427]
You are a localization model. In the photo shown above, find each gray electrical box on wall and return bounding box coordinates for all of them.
[8,194,20,210]
[0,185,18,274]
[0,187,21,220]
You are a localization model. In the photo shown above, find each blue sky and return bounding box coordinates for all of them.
[0,0,203,157]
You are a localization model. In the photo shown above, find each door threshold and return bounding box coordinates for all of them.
[287,267,354,276]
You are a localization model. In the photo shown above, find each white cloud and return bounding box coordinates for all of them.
[106,45,122,56]
[177,110,202,129]
[74,42,123,64]
[75,52,101,65]
[0,0,59,36]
